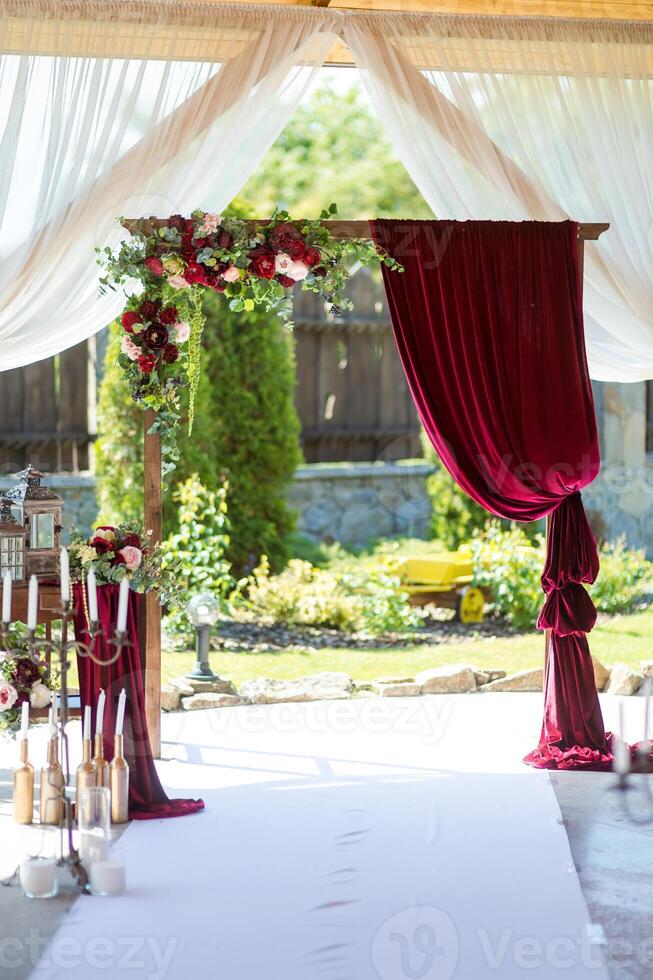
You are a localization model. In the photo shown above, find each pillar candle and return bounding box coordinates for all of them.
[2,571,11,623]
[20,700,29,740]
[27,575,38,630]
[59,547,69,605]
[90,860,125,897]
[117,578,129,633]
[87,569,99,623]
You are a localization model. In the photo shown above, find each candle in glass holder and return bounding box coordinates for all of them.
[20,857,57,899]
[90,860,125,897]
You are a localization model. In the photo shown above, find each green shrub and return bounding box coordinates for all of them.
[471,522,545,630]
[245,557,420,634]
[591,537,653,614]
[421,434,491,549]
[161,476,234,634]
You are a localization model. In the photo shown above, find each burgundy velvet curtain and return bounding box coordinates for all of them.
[73,583,204,818]
[372,219,612,770]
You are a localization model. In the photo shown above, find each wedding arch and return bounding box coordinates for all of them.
[108,212,609,758]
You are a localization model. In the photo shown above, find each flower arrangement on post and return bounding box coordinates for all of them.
[68,523,179,607]
[97,206,401,470]
[0,628,52,733]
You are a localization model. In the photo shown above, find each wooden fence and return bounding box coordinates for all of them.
[294,269,420,463]
[0,340,96,473]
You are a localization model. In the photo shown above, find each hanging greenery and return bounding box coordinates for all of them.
[97,206,401,471]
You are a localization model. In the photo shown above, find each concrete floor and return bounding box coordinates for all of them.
[0,696,651,980]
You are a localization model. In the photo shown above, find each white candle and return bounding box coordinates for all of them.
[20,699,29,739]
[614,703,630,775]
[2,571,11,623]
[80,834,110,866]
[51,691,58,731]
[115,690,126,736]
[27,575,38,630]
[87,570,99,624]
[90,860,126,897]
[20,857,58,899]
[117,578,129,633]
[96,689,106,736]
[83,705,92,739]
[59,547,69,604]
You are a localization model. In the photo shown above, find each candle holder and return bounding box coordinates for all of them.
[612,680,653,825]
[0,600,131,892]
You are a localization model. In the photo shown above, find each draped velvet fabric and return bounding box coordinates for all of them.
[372,219,612,770]
[73,583,204,818]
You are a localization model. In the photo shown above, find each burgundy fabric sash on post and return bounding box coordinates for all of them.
[73,582,204,818]
[372,219,613,770]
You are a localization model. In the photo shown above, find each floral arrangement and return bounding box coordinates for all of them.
[0,628,52,732]
[98,206,401,471]
[69,523,179,605]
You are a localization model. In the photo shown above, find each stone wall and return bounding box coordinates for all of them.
[584,381,653,555]
[286,461,434,548]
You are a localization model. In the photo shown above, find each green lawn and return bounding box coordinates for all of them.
[162,608,653,686]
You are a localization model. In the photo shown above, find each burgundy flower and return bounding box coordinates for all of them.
[91,536,115,554]
[277,274,295,289]
[312,266,327,278]
[121,533,142,549]
[145,257,164,277]
[184,263,209,286]
[159,306,178,325]
[142,324,169,350]
[138,354,156,375]
[248,247,276,280]
[168,214,185,231]
[139,300,160,321]
[112,553,126,567]
[163,343,179,364]
[121,311,141,333]
[304,247,321,267]
[15,660,42,690]
[216,230,233,249]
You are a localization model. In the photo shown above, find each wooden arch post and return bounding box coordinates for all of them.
[126,219,609,758]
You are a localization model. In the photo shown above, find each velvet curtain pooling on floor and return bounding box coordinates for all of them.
[372,218,611,770]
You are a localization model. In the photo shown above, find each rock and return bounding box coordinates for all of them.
[481,668,543,692]
[168,677,195,697]
[239,673,353,705]
[485,669,507,683]
[416,664,477,694]
[160,686,181,712]
[641,661,653,678]
[182,693,246,710]
[373,681,422,697]
[606,663,644,696]
[592,658,611,692]
[473,671,490,687]
[374,676,415,686]
[184,676,237,696]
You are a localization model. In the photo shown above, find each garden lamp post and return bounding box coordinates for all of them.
[186,592,220,681]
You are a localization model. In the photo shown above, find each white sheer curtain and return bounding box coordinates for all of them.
[0,0,339,370]
[345,13,653,382]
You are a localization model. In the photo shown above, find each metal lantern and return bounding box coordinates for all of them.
[0,496,28,582]
[3,466,63,579]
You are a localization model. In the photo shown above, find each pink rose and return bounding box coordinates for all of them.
[121,335,140,362]
[274,253,293,275]
[167,274,190,290]
[287,260,309,282]
[197,212,222,236]
[0,680,18,712]
[174,322,191,343]
[118,546,142,572]
[221,265,240,283]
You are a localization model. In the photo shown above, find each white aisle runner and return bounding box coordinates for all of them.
[35,694,609,980]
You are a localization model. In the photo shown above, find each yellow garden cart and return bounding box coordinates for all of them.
[396,551,488,623]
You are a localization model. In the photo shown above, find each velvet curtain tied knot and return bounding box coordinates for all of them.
[372,219,613,771]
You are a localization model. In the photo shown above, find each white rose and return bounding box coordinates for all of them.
[30,682,51,709]
[287,260,309,282]
[274,253,293,275]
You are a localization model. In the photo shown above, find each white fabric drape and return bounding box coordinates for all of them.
[345,13,653,382]
[0,0,339,370]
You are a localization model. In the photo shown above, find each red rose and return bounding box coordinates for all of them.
[248,247,276,280]
[312,266,327,278]
[138,354,156,374]
[112,553,126,567]
[121,533,141,548]
[270,222,300,242]
[139,300,159,321]
[163,343,179,363]
[184,219,195,234]
[90,528,116,554]
[286,239,306,261]
[216,231,233,249]
[304,247,321,267]
[159,306,178,325]
[269,222,303,257]
[142,324,169,350]
[121,311,141,333]
[184,263,209,286]
[145,257,164,277]
[277,274,295,289]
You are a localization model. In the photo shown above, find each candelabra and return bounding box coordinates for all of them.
[612,679,653,825]
[0,597,130,891]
